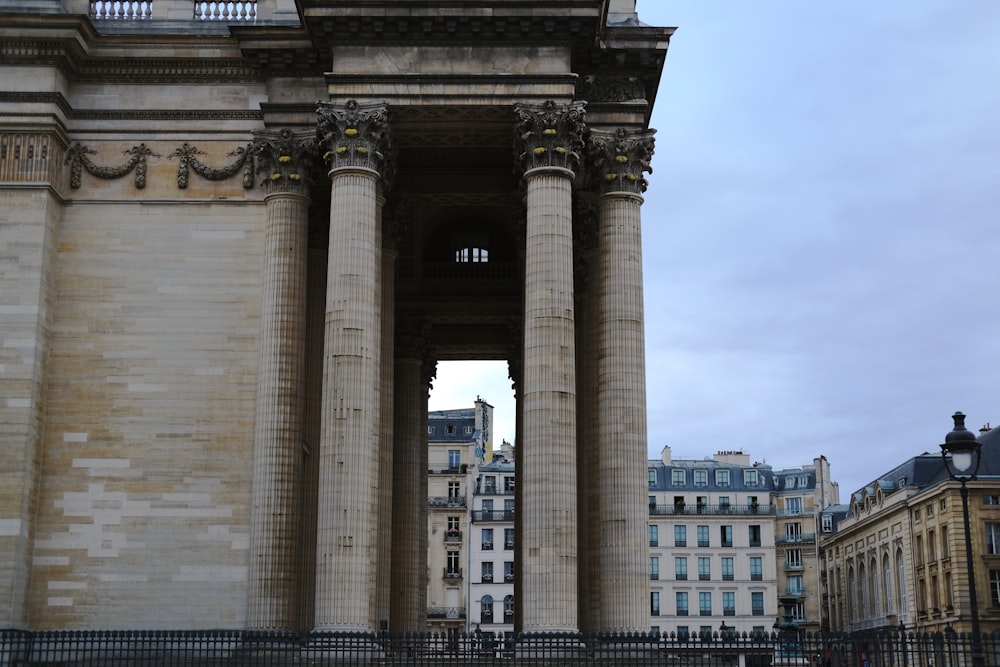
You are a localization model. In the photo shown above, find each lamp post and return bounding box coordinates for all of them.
[939,411,985,667]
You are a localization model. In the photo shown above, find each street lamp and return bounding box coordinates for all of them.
[939,411,985,667]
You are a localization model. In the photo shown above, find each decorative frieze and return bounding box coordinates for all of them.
[254,129,318,196]
[514,100,586,175]
[64,143,159,189]
[0,133,60,184]
[317,100,390,176]
[576,75,647,103]
[589,127,655,195]
[171,142,255,189]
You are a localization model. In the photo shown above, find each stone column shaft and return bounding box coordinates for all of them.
[390,349,429,631]
[375,247,396,631]
[248,191,309,629]
[314,168,382,631]
[521,169,579,632]
[596,191,649,631]
[591,127,656,632]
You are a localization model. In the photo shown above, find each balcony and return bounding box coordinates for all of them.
[504,541,514,550]
[504,574,514,582]
[429,496,467,508]
[472,510,515,522]
[776,533,816,544]
[443,568,463,581]
[784,588,805,598]
[481,542,493,551]
[482,574,493,583]
[650,503,775,516]
[444,530,463,544]
[784,562,804,571]
[427,607,466,620]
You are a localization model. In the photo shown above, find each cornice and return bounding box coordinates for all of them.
[0,91,263,122]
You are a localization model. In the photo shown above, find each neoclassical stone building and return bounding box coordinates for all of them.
[0,0,672,634]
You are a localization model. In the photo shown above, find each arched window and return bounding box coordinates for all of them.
[858,562,869,618]
[896,548,907,614]
[503,595,514,620]
[870,557,881,615]
[454,233,489,263]
[481,595,494,623]
[883,554,894,615]
[847,566,856,619]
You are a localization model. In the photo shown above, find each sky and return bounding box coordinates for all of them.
[429,1,1000,500]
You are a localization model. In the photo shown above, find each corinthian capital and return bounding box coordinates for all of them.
[589,127,655,195]
[514,100,586,176]
[317,100,391,177]
[254,128,318,196]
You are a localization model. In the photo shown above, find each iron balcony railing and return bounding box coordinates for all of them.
[429,496,467,508]
[650,503,776,516]
[427,607,466,620]
[776,533,816,544]
[472,510,515,522]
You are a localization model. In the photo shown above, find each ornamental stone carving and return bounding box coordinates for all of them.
[589,127,655,195]
[171,143,255,189]
[317,100,391,177]
[513,100,586,175]
[253,129,318,196]
[65,143,159,189]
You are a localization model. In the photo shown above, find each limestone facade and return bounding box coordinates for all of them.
[0,0,673,632]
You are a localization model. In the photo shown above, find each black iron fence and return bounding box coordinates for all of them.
[1,628,996,666]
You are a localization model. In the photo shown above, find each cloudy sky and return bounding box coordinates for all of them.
[430,1,1000,500]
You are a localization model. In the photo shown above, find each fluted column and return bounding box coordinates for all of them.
[314,101,391,631]
[247,129,317,629]
[572,203,601,633]
[375,206,402,629]
[390,319,432,631]
[590,127,656,632]
[514,100,586,633]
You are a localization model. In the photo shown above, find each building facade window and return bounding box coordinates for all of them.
[752,591,765,615]
[650,556,660,580]
[985,495,1000,506]
[786,549,802,569]
[675,557,688,580]
[448,449,461,468]
[481,595,494,622]
[504,561,514,582]
[787,575,803,596]
[651,592,660,616]
[716,469,730,487]
[723,591,735,616]
[749,525,761,547]
[503,595,514,620]
[694,470,707,487]
[991,570,1000,607]
[786,497,802,515]
[484,475,496,493]
[722,557,734,581]
[785,522,802,542]
[744,469,758,486]
[504,528,514,550]
[675,525,686,547]
[698,557,711,581]
[481,528,493,550]
[750,557,763,581]
[699,592,712,616]
[697,525,710,547]
[448,481,461,498]
[482,562,494,582]
[649,468,657,487]
[447,551,460,575]
[672,469,685,486]
[987,523,1000,555]
[649,524,658,547]
[822,514,833,532]
[720,525,733,548]
[676,592,689,616]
